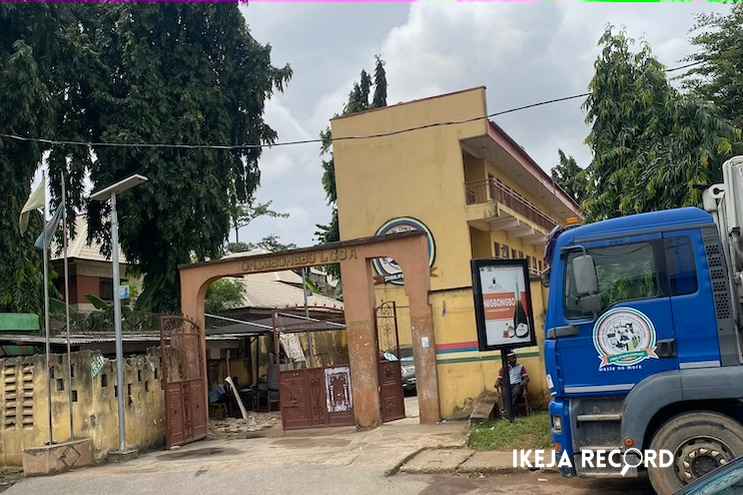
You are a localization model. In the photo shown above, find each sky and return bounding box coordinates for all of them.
[236,0,732,248]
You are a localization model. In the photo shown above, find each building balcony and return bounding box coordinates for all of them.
[465,178,557,244]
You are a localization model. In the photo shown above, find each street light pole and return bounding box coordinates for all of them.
[110,192,126,451]
[90,174,147,455]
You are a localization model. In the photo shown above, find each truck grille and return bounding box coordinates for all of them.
[703,226,732,320]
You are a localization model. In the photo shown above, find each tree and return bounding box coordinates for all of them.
[583,27,739,221]
[551,150,588,205]
[0,6,65,313]
[50,5,292,312]
[372,55,387,108]
[685,5,743,137]
[315,57,389,251]
[205,279,245,314]
[248,234,296,253]
[229,200,288,243]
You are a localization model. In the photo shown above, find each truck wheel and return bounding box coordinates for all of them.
[648,412,743,495]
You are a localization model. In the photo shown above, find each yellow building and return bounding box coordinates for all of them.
[331,87,582,417]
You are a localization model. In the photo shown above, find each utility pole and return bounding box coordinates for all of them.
[90,175,148,454]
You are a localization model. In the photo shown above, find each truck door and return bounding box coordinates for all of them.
[663,229,721,369]
[555,233,679,396]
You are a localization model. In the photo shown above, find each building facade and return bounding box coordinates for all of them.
[331,87,582,417]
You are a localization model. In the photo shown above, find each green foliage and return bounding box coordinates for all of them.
[31,5,292,312]
[205,278,245,314]
[227,241,252,253]
[315,57,389,254]
[247,234,296,253]
[372,55,387,108]
[685,5,743,136]
[229,200,288,243]
[583,27,739,221]
[0,6,62,314]
[551,150,587,204]
[468,412,551,451]
[228,234,295,254]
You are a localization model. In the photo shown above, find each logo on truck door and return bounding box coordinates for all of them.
[593,307,658,368]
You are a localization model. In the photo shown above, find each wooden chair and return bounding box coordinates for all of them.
[495,381,530,417]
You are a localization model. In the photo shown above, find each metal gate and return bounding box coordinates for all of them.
[160,315,208,448]
[280,366,354,430]
[375,302,405,422]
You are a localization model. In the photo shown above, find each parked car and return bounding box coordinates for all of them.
[400,356,416,392]
[675,456,743,495]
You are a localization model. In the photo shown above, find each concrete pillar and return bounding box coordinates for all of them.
[398,246,441,425]
[340,258,382,428]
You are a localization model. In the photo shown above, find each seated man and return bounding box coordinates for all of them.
[496,351,529,416]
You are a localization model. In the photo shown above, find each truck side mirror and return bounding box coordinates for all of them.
[572,254,601,314]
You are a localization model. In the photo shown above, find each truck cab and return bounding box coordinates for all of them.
[545,164,743,495]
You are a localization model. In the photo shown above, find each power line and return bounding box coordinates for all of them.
[0,61,703,152]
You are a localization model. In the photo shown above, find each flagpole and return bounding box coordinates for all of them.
[42,170,53,446]
[61,172,74,440]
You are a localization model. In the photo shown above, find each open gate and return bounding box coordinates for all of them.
[375,302,405,422]
[160,315,208,448]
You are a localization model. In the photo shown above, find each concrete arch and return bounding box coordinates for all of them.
[179,231,440,428]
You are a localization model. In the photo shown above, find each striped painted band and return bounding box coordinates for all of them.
[436,350,541,365]
[564,384,635,394]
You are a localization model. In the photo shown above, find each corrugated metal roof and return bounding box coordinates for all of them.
[51,216,127,264]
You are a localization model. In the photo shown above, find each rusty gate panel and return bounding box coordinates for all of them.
[161,316,207,448]
[279,369,311,430]
[280,366,353,430]
[375,302,406,423]
[378,360,405,422]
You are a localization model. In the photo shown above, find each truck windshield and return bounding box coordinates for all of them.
[564,238,697,319]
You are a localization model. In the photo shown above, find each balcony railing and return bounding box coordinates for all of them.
[465,178,558,232]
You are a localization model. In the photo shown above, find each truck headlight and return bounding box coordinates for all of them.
[551,415,562,433]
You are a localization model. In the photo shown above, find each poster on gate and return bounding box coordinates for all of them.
[471,259,536,351]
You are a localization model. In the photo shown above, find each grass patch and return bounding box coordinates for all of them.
[468,411,552,451]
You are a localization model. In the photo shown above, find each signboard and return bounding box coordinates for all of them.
[118,284,130,301]
[372,217,436,285]
[471,259,536,351]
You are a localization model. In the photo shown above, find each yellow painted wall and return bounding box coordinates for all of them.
[333,88,487,291]
[0,350,164,466]
[332,87,559,418]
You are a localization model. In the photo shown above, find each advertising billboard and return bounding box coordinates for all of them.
[471,259,536,351]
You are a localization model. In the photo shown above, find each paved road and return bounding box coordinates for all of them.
[4,420,655,495]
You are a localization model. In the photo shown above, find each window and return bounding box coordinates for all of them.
[665,237,698,296]
[564,237,698,319]
[99,279,113,301]
[565,241,663,319]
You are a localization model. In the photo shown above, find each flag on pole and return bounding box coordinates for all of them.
[19,176,46,235]
[34,205,63,251]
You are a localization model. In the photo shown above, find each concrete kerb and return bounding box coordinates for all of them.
[394,447,559,476]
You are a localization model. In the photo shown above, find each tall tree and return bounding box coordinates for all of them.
[372,55,387,108]
[229,200,288,243]
[551,150,587,205]
[685,5,743,137]
[583,27,738,221]
[0,6,66,313]
[52,5,292,312]
[315,58,388,249]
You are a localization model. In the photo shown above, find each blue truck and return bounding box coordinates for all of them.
[544,156,743,494]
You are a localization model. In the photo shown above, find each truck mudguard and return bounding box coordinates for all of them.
[622,367,743,449]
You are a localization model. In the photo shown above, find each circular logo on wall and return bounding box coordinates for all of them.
[372,217,436,285]
[593,307,658,368]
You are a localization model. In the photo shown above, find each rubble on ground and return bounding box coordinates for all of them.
[208,413,280,440]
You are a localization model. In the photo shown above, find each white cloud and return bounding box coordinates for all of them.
[240,2,732,247]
